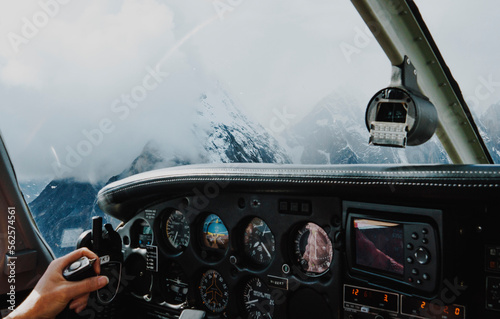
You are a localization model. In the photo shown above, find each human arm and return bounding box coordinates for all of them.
[6,248,109,319]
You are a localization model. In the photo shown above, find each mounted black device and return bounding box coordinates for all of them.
[75,217,123,308]
[76,216,123,263]
[365,56,438,147]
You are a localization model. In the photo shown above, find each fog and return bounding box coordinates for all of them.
[2,0,490,182]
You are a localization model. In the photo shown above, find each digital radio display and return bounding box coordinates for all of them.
[354,219,404,276]
[401,296,465,319]
[344,285,466,319]
[344,284,398,313]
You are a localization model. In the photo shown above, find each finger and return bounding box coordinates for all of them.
[68,275,109,298]
[69,293,89,309]
[69,298,87,311]
[93,256,101,275]
[75,303,87,314]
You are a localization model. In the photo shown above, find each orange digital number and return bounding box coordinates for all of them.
[455,307,460,315]
[352,289,359,296]
[420,301,426,309]
[444,306,449,314]
[384,294,389,303]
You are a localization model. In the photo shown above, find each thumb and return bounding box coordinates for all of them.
[69,276,109,297]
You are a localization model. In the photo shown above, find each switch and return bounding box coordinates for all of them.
[415,247,430,265]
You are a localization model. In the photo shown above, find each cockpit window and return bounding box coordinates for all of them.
[415,1,500,163]
[0,1,476,256]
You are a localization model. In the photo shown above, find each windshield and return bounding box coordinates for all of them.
[0,1,481,256]
[415,1,500,163]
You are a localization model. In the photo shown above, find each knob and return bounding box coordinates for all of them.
[414,247,430,265]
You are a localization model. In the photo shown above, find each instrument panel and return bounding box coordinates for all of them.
[118,194,339,319]
[95,164,500,319]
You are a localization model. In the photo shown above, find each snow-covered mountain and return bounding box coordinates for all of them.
[282,92,450,165]
[479,102,500,163]
[29,83,291,257]
[27,86,456,257]
[195,85,291,164]
[18,178,51,203]
[29,179,112,257]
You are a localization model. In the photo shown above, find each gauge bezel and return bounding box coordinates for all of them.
[196,212,230,262]
[238,216,276,269]
[158,208,191,255]
[290,222,334,278]
[160,260,189,308]
[198,269,230,314]
[240,276,275,319]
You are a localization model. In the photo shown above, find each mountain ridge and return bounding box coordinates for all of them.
[29,83,291,256]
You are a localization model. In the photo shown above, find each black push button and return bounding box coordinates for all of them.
[415,247,430,265]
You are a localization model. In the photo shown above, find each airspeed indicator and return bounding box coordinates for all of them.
[165,210,190,252]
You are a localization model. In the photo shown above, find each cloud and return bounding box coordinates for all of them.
[0,0,186,180]
[0,0,392,182]
[1,0,175,89]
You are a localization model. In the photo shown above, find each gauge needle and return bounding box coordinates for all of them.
[173,232,178,244]
[262,242,271,257]
[245,299,259,305]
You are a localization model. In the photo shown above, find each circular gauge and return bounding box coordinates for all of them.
[201,214,229,251]
[293,222,333,275]
[243,218,275,266]
[163,262,189,306]
[199,269,229,313]
[242,277,275,319]
[165,210,190,251]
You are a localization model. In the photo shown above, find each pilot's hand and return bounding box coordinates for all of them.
[6,248,109,319]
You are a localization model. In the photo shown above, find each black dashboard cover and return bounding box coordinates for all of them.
[97,164,500,222]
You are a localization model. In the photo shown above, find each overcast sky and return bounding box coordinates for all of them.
[415,0,500,115]
[0,1,496,182]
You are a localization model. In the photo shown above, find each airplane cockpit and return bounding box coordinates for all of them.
[1,1,500,319]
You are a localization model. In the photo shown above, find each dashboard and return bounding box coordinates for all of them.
[85,164,500,319]
[119,193,338,319]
